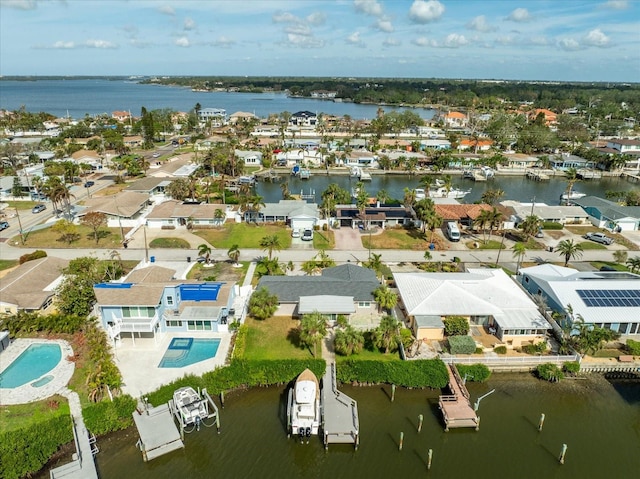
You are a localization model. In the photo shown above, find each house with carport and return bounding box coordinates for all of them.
[244,200,320,230]
[335,204,414,229]
[146,200,233,229]
[572,196,640,231]
[394,269,551,348]
[255,264,382,329]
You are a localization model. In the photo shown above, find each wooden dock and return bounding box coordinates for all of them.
[322,362,360,449]
[526,170,550,181]
[133,403,184,462]
[438,364,479,431]
[577,169,602,179]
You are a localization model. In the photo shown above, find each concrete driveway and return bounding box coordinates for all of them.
[333,226,365,250]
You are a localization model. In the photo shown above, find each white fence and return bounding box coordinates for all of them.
[441,355,580,367]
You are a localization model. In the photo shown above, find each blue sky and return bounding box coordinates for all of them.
[1,0,638,81]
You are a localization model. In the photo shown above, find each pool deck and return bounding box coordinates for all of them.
[0,338,75,405]
[114,332,232,397]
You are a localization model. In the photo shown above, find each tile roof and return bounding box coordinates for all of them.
[435,203,492,221]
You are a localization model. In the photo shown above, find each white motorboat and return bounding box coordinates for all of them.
[173,387,209,427]
[428,185,470,199]
[560,190,586,201]
[414,188,426,200]
[287,369,321,442]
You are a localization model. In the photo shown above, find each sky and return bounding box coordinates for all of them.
[1,0,639,82]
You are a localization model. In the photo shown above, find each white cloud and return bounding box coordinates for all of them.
[528,36,549,46]
[383,37,401,47]
[85,39,117,49]
[285,33,324,48]
[1,0,38,9]
[158,5,175,16]
[558,38,581,51]
[600,0,628,9]
[354,0,383,17]
[273,11,298,23]
[582,28,611,47]
[441,33,468,48]
[184,17,196,31]
[466,15,496,33]
[50,41,75,49]
[506,8,532,23]
[411,36,430,47]
[175,36,190,47]
[214,36,235,48]
[306,12,326,25]
[346,31,363,45]
[495,35,517,46]
[285,24,311,36]
[375,19,394,33]
[409,0,445,24]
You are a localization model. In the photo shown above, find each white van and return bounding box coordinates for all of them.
[446,222,461,242]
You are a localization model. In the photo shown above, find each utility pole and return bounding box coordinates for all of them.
[15,207,25,245]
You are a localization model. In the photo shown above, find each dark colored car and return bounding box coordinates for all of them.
[0,221,9,231]
[32,204,47,214]
[84,181,95,188]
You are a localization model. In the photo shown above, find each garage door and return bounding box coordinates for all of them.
[291,219,314,230]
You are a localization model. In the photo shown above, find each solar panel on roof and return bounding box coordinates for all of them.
[577,289,640,307]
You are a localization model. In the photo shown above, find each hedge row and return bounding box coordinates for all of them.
[19,249,47,264]
[627,339,640,356]
[336,359,449,388]
[146,359,326,406]
[0,415,73,479]
[541,221,564,230]
[456,364,492,382]
[83,395,137,436]
[449,335,477,355]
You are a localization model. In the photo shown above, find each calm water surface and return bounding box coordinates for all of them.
[91,374,639,479]
[0,79,436,120]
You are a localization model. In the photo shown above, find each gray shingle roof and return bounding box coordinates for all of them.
[573,196,640,220]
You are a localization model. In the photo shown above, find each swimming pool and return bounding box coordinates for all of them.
[158,338,221,368]
[0,343,62,388]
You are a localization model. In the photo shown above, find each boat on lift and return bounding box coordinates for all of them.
[172,387,210,427]
[287,369,321,443]
[427,179,471,199]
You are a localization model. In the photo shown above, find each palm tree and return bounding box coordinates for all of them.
[364,252,384,278]
[487,206,504,239]
[474,208,494,244]
[481,188,505,205]
[227,244,240,266]
[520,215,541,239]
[612,250,627,264]
[564,167,579,201]
[334,325,365,356]
[299,311,328,358]
[259,234,282,260]
[198,243,212,264]
[512,242,527,274]
[373,315,401,354]
[403,187,417,208]
[626,256,640,273]
[214,208,226,226]
[556,239,583,267]
[376,189,391,205]
[373,284,398,314]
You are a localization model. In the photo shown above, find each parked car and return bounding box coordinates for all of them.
[0,221,9,231]
[291,228,301,238]
[152,153,160,158]
[84,181,95,188]
[583,232,614,245]
[32,204,47,214]
[302,228,314,241]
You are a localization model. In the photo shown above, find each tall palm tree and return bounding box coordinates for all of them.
[556,239,583,267]
[374,315,401,354]
[481,188,505,205]
[474,208,493,244]
[625,256,640,273]
[260,234,282,260]
[403,187,417,208]
[487,206,504,239]
[564,167,579,201]
[520,215,541,239]
[299,311,328,358]
[227,244,240,266]
[334,325,365,356]
[214,208,226,226]
[512,242,527,274]
[198,243,212,264]
[373,284,398,314]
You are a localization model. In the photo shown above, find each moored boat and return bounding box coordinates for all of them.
[172,387,209,427]
[287,368,321,443]
[560,190,586,200]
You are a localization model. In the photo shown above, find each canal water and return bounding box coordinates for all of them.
[256,173,633,205]
[91,374,639,479]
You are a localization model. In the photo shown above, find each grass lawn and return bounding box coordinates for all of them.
[0,259,18,271]
[362,228,428,250]
[187,260,250,282]
[577,241,607,250]
[243,316,313,360]
[3,200,40,210]
[611,233,640,251]
[313,230,335,250]
[565,225,599,235]
[466,239,505,250]
[592,349,622,358]
[193,223,292,250]
[149,237,190,248]
[0,395,70,434]
[337,347,401,362]
[590,261,629,272]
[15,225,124,249]
[92,183,128,197]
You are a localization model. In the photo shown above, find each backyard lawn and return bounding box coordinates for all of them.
[243,316,313,360]
[193,223,291,249]
[0,396,70,434]
[13,225,125,249]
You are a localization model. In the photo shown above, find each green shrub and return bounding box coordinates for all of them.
[443,316,469,336]
[494,345,507,354]
[562,361,581,375]
[232,325,248,359]
[0,311,87,335]
[448,335,477,355]
[475,347,484,354]
[541,221,563,230]
[18,249,47,264]
[456,364,492,382]
[626,339,640,356]
[535,363,564,382]
[322,223,328,231]
[522,341,547,355]
[337,359,449,388]
[0,414,73,479]
[83,395,137,436]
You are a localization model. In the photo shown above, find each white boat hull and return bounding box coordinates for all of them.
[288,369,321,439]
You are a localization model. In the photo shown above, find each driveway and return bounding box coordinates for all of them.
[333,226,365,250]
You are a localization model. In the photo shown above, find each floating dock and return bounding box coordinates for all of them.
[322,362,360,449]
[134,403,184,462]
[438,364,479,431]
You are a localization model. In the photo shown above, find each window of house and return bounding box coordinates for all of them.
[166,320,182,327]
[524,277,529,283]
[167,296,173,306]
[358,301,371,308]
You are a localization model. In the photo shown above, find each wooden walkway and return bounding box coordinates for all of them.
[438,364,479,431]
[321,332,360,449]
[133,403,184,462]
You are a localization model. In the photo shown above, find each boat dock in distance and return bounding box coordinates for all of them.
[526,169,550,181]
[438,364,480,431]
[322,362,360,449]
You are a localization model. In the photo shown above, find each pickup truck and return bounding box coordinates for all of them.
[583,232,614,245]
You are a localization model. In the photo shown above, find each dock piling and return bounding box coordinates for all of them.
[538,413,545,432]
[391,384,396,402]
[418,414,424,433]
[399,432,404,451]
[559,444,567,464]
[220,391,225,409]
[427,449,433,470]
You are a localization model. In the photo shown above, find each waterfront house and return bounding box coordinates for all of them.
[501,153,540,170]
[519,264,640,336]
[235,149,262,167]
[289,111,318,127]
[440,111,468,129]
[501,201,589,226]
[548,153,596,171]
[335,204,414,229]
[434,203,495,229]
[94,264,237,344]
[244,200,319,230]
[394,269,551,347]
[0,257,69,314]
[198,108,227,126]
[79,191,150,229]
[146,200,232,229]
[256,264,381,328]
[572,196,640,231]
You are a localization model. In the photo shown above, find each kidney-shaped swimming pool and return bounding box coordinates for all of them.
[0,343,62,388]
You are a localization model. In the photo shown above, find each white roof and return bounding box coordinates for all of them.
[394,269,549,330]
[299,295,355,314]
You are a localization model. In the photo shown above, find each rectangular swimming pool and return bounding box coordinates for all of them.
[158,338,221,368]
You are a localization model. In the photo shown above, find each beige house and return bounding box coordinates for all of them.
[394,268,551,348]
[0,257,69,314]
